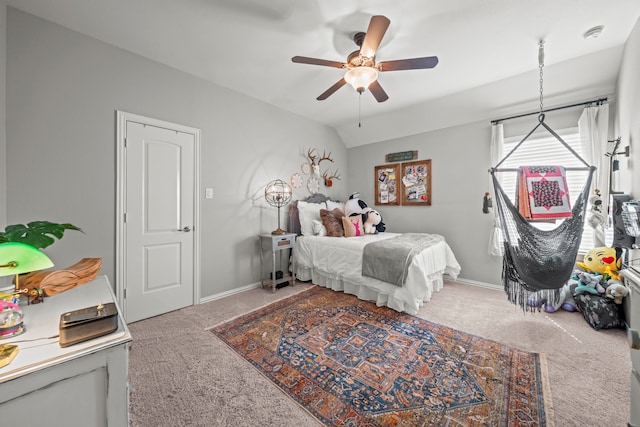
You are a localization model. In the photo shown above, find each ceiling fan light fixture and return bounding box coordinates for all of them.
[344,67,378,93]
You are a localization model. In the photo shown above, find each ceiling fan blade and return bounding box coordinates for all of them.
[378,56,439,71]
[369,80,389,103]
[317,78,347,100]
[359,15,390,59]
[292,56,346,68]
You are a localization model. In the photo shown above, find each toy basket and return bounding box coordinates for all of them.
[621,201,640,237]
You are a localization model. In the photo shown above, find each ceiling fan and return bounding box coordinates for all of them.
[292,15,439,102]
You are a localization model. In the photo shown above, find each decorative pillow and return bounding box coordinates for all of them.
[297,201,326,236]
[342,215,364,237]
[320,208,344,237]
[326,200,345,213]
[312,219,327,236]
[573,293,626,330]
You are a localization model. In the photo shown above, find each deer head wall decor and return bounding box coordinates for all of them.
[307,148,334,176]
[322,170,341,187]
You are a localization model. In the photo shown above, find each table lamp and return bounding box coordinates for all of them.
[0,242,54,293]
[265,179,293,235]
[0,242,54,339]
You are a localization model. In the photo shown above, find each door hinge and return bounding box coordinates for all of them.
[124,137,127,148]
[123,212,127,223]
[123,288,126,299]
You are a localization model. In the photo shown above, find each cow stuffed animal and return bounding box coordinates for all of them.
[345,192,386,233]
[364,210,382,234]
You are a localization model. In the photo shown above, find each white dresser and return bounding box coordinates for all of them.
[0,276,132,426]
[621,267,640,427]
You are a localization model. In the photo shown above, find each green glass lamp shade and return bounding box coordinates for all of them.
[0,242,54,277]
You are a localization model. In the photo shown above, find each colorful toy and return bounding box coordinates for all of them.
[572,270,605,295]
[576,246,621,281]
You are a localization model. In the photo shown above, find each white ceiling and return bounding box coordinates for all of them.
[7,0,640,147]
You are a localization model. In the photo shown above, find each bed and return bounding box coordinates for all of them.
[288,195,461,314]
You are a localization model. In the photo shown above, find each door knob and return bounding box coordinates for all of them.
[178,226,192,232]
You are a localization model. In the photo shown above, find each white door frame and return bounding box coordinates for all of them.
[115,111,201,320]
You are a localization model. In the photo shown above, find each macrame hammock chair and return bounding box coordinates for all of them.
[490,41,596,310]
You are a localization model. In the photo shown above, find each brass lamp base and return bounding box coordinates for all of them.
[271,228,287,235]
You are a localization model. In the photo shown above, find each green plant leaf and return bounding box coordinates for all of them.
[0,221,84,249]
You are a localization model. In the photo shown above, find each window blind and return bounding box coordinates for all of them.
[499,127,594,253]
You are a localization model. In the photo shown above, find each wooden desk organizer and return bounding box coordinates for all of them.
[19,258,102,297]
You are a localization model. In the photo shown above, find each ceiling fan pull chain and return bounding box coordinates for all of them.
[358,92,362,128]
[538,40,545,114]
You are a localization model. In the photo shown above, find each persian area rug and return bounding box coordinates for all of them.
[210,286,554,427]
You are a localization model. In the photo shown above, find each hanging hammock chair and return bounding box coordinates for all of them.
[489,41,597,310]
[491,161,595,309]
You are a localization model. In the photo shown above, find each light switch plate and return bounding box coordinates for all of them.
[205,188,213,199]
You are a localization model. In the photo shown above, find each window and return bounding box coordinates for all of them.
[498,126,594,253]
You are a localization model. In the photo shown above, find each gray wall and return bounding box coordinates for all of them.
[615,15,640,198]
[5,8,347,298]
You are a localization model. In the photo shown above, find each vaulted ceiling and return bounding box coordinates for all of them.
[8,0,640,147]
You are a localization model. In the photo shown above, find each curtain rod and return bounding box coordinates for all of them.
[490,97,608,124]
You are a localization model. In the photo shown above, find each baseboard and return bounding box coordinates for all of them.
[453,278,502,291]
[199,281,262,304]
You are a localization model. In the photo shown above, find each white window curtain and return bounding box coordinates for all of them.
[578,103,609,247]
[488,122,504,256]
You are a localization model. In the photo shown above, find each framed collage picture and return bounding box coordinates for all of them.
[374,164,400,206]
[400,159,431,205]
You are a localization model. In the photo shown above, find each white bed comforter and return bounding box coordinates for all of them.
[292,233,461,315]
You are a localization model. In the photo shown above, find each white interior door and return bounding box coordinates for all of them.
[117,113,200,323]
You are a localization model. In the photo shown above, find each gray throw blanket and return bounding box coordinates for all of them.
[362,233,444,287]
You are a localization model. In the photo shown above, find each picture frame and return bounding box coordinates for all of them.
[374,164,400,206]
[400,159,431,205]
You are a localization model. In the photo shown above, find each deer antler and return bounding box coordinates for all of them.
[322,169,341,180]
[307,148,318,165]
[322,169,341,187]
[318,150,334,165]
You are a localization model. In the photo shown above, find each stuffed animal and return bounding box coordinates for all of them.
[576,246,622,281]
[551,281,578,312]
[587,190,605,229]
[605,280,629,304]
[363,210,382,234]
[345,192,367,217]
[345,192,386,233]
[572,270,605,295]
[527,281,577,313]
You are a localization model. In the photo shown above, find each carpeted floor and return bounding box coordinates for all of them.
[128,280,630,427]
[211,286,553,426]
